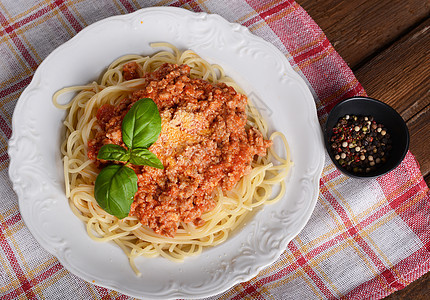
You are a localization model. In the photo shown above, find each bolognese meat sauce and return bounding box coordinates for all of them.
[88,63,271,237]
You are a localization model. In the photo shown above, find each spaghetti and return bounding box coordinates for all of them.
[54,43,292,275]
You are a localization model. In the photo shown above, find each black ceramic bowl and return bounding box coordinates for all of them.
[324,96,409,178]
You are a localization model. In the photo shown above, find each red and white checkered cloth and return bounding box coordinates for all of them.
[1,1,429,299]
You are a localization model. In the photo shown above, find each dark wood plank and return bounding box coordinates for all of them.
[297,0,430,69]
[407,105,430,178]
[354,18,430,178]
[354,18,430,121]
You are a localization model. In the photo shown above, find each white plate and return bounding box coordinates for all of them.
[8,7,324,299]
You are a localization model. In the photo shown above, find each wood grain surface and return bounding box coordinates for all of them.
[297,0,430,298]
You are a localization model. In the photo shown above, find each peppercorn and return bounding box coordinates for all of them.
[329,114,392,174]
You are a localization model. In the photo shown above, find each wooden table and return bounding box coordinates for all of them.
[296,0,430,298]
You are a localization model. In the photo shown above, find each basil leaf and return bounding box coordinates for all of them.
[130,147,164,169]
[94,164,138,219]
[122,98,161,149]
[97,144,130,162]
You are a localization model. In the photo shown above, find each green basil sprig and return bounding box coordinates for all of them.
[122,97,162,149]
[94,98,163,219]
[97,144,130,162]
[94,165,138,219]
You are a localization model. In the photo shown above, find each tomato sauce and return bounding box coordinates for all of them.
[88,63,271,237]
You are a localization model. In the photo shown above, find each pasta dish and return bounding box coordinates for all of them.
[53,43,291,275]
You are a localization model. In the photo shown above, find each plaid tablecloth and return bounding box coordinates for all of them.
[1,0,429,299]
